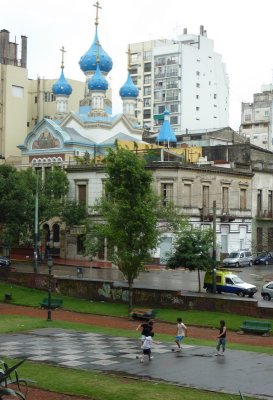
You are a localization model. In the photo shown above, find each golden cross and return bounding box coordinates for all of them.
[93,1,102,26]
[60,46,66,69]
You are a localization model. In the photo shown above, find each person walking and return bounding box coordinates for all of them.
[136,319,154,344]
[173,317,187,352]
[216,320,227,356]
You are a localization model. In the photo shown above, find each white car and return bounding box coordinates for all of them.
[261,281,273,301]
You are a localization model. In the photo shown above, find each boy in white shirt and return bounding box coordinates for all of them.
[139,332,159,362]
[174,317,187,352]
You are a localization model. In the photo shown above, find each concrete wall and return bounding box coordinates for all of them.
[1,270,271,319]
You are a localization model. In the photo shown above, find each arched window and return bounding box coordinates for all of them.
[53,224,60,242]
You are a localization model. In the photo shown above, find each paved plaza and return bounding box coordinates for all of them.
[0,328,273,399]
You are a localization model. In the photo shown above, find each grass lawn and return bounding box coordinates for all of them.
[3,357,255,400]
[0,282,265,399]
[1,282,273,332]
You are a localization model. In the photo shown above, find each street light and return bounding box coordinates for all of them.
[47,255,53,321]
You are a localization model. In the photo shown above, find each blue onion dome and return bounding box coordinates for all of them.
[79,27,113,74]
[52,69,72,96]
[88,63,108,91]
[119,73,139,98]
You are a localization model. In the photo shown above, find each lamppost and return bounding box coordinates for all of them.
[47,255,53,321]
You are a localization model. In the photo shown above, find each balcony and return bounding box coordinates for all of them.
[256,210,273,220]
[220,212,235,222]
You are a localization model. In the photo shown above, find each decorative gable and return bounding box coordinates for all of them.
[32,129,61,150]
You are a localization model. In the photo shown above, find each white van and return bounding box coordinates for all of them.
[222,250,252,268]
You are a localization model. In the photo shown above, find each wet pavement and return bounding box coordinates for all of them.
[0,328,272,399]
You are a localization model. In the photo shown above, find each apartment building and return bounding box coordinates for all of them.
[129,26,229,135]
[240,84,273,151]
[0,29,28,162]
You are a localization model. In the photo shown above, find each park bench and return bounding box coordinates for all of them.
[129,308,157,320]
[40,298,63,309]
[240,320,272,334]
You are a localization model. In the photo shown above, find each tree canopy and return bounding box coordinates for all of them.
[167,225,215,292]
[84,146,160,309]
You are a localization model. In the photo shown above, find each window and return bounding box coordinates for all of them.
[143,109,151,119]
[202,186,209,215]
[196,95,199,99]
[44,92,55,102]
[268,191,273,216]
[53,224,60,242]
[143,51,151,61]
[170,103,178,113]
[196,83,200,88]
[161,183,173,206]
[170,116,178,124]
[213,94,217,99]
[77,235,85,254]
[129,67,138,74]
[196,107,199,111]
[240,188,247,210]
[12,85,24,98]
[157,105,165,114]
[244,114,251,121]
[144,86,151,96]
[144,62,151,72]
[222,187,229,213]
[196,71,200,76]
[130,53,138,63]
[144,75,151,84]
[183,184,191,206]
[257,189,262,215]
[144,98,151,107]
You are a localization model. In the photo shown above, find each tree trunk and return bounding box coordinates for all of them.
[128,280,133,312]
[197,268,201,292]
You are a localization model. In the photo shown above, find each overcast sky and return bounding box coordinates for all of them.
[2,0,273,130]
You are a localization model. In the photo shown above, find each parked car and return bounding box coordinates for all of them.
[254,252,273,265]
[0,256,11,267]
[261,281,273,301]
[222,250,253,268]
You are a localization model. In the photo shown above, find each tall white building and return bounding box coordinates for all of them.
[129,26,229,135]
[240,84,273,151]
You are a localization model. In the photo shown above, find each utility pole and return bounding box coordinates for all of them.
[212,200,217,293]
[34,174,39,273]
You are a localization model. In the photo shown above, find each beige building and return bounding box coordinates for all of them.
[0,29,28,163]
[27,78,85,132]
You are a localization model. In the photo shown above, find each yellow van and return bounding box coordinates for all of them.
[204,270,257,298]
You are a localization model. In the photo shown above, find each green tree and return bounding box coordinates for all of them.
[167,226,215,292]
[85,146,159,310]
[0,165,70,251]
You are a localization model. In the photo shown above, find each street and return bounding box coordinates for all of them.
[13,261,273,307]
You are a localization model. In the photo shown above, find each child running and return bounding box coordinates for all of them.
[139,332,159,363]
[173,317,187,352]
[216,320,227,356]
[136,319,154,344]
